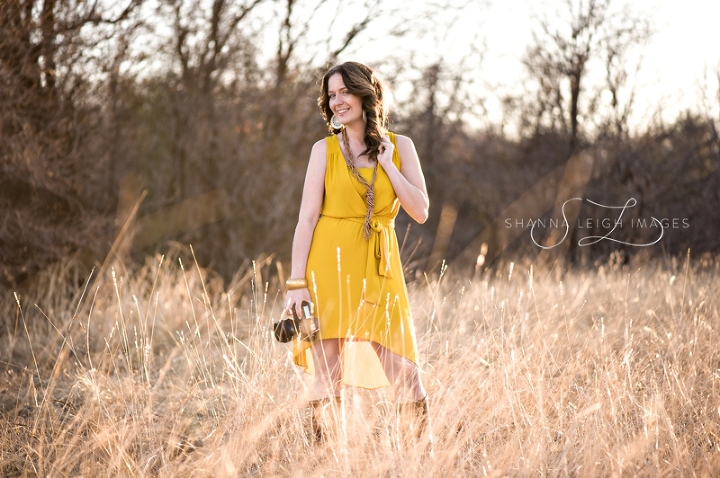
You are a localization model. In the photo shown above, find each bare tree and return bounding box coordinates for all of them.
[523,0,650,156]
[0,0,143,288]
[699,64,720,164]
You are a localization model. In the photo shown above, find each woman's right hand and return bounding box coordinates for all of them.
[283,287,313,319]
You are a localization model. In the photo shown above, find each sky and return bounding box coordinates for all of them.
[486,0,720,126]
[130,0,720,133]
[633,0,720,113]
[327,0,720,132]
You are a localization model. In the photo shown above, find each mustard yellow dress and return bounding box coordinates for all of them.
[292,132,419,389]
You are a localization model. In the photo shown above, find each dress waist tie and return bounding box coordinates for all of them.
[322,215,395,304]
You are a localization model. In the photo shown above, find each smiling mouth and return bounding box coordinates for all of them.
[336,108,349,116]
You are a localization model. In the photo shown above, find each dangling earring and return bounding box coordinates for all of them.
[362,110,367,122]
[330,114,343,130]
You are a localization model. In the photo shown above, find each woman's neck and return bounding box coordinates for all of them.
[343,121,365,146]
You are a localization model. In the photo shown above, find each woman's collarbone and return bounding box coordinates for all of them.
[354,160,375,169]
[351,153,375,169]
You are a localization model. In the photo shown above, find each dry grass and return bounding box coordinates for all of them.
[2,249,720,477]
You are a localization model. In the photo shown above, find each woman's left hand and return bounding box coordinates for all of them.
[377,135,395,169]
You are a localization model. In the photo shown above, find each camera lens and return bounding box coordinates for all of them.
[272,301,319,343]
[273,318,297,343]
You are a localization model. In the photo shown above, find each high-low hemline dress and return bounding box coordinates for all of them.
[292,131,420,390]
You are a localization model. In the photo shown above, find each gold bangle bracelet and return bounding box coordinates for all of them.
[286,278,308,290]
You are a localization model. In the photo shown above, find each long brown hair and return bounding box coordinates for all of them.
[318,62,388,161]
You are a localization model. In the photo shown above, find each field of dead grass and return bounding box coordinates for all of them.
[2,249,720,477]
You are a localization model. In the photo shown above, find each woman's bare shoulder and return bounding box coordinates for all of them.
[312,138,328,151]
[393,134,418,153]
[307,138,328,167]
[393,134,416,147]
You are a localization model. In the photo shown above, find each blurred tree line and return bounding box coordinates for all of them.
[1,0,719,290]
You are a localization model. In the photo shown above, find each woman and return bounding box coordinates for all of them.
[282,61,430,442]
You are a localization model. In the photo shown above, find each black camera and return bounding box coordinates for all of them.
[273,300,319,343]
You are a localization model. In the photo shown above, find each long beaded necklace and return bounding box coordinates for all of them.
[341,130,378,240]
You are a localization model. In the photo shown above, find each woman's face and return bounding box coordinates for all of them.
[327,73,364,126]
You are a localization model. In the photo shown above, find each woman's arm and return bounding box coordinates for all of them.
[377,134,429,224]
[283,139,327,318]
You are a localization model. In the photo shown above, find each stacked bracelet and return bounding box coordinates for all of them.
[286,278,308,290]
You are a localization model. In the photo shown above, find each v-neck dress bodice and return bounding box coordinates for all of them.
[292,132,419,389]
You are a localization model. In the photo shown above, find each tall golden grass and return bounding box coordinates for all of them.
[2,248,720,477]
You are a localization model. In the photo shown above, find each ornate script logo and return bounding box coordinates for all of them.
[530,198,665,249]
